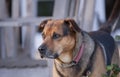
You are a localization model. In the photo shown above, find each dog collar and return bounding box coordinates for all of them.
[72,31,85,65]
[72,41,85,64]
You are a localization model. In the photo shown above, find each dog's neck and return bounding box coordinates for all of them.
[54,31,95,77]
[56,50,73,64]
[55,32,83,64]
[55,31,95,68]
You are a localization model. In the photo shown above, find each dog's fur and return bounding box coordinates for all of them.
[38,18,119,77]
[38,0,120,77]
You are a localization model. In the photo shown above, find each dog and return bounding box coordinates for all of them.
[38,18,119,77]
[38,1,120,77]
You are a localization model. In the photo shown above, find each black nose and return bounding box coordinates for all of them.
[38,44,47,54]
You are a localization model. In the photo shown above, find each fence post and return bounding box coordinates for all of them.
[53,0,70,18]
[78,0,95,31]
[0,0,15,59]
[12,0,20,54]
[21,0,36,59]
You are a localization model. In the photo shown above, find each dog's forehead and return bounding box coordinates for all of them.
[44,20,65,33]
[47,20,64,27]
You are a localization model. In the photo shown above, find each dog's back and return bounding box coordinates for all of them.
[89,30,115,65]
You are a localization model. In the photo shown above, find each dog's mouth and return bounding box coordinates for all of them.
[40,51,59,59]
[38,45,59,59]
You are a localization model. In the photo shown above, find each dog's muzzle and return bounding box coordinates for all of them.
[38,44,59,59]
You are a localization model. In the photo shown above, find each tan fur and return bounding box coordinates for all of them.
[111,45,120,77]
[39,19,119,77]
[42,20,75,58]
[90,46,106,77]
[111,45,120,65]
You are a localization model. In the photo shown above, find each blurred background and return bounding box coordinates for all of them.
[0,0,120,77]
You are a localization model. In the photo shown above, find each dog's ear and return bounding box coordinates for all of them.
[39,19,51,32]
[64,19,81,32]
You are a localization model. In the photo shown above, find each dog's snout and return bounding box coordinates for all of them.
[38,44,47,54]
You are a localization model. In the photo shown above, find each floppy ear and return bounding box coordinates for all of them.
[39,19,51,32]
[64,18,81,32]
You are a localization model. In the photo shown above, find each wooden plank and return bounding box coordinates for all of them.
[3,0,20,58]
[0,0,8,19]
[82,0,95,31]
[12,0,19,17]
[0,0,9,59]
[77,0,95,31]
[4,27,16,58]
[0,28,6,59]
[0,17,53,26]
[74,0,81,17]
[53,0,70,18]
[0,28,1,58]
[68,0,76,17]
[12,0,20,57]
[4,0,20,58]
[22,0,36,59]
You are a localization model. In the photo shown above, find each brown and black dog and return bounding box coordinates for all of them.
[38,18,119,77]
[38,1,120,77]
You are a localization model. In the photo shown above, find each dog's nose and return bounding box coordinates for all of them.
[38,44,47,54]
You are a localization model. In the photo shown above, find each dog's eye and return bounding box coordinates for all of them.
[52,33,61,39]
[41,33,45,39]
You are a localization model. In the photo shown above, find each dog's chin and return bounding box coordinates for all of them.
[40,53,59,59]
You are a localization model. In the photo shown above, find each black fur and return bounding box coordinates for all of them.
[89,31,115,65]
[64,19,81,33]
[39,19,51,32]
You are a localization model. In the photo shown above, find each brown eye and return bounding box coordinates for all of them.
[41,33,45,39]
[52,33,61,39]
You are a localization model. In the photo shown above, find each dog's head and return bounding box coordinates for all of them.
[38,19,81,59]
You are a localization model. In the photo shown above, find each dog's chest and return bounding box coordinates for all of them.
[56,63,83,77]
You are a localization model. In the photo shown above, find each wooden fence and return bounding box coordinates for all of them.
[0,0,48,68]
[0,0,80,68]
[0,0,119,68]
